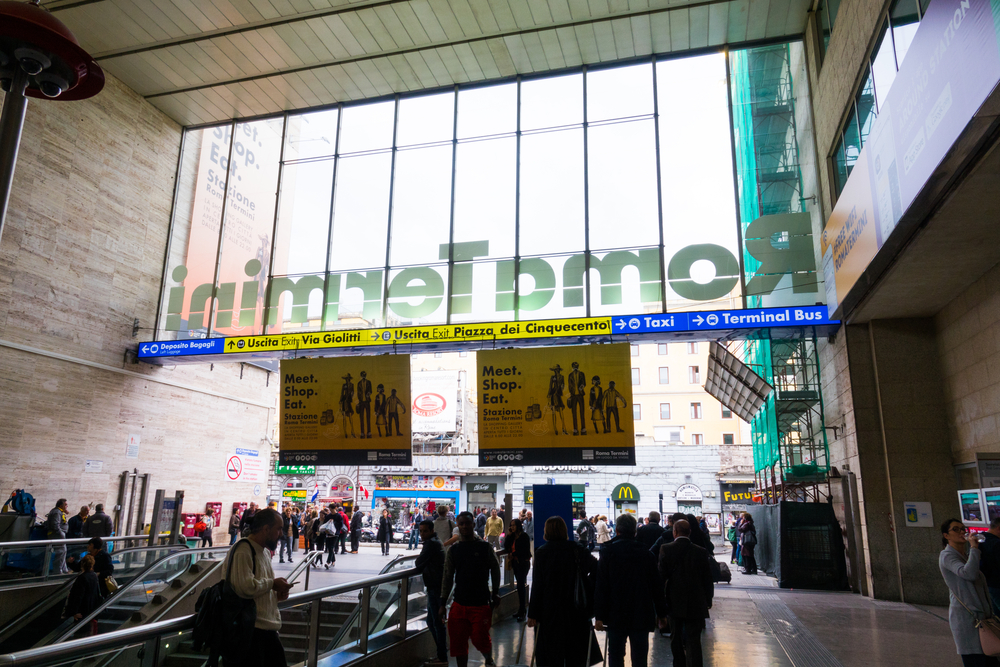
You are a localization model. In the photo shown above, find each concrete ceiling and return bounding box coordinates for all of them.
[46,0,811,126]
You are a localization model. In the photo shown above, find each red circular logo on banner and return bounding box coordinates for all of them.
[227,456,242,480]
[413,393,447,417]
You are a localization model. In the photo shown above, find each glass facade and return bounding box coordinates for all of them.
[830,0,925,200]
[158,44,818,340]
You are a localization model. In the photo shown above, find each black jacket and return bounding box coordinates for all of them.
[442,537,500,606]
[475,512,487,536]
[502,531,532,569]
[527,540,597,666]
[83,512,113,538]
[595,536,666,631]
[649,529,674,556]
[982,533,1000,589]
[377,516,391,541]
[658,537,714,619]
[67,514,86,539]
[351,510,363,531]
[635,522,664,550]
[414,536,445,593]
[64,571,102,618]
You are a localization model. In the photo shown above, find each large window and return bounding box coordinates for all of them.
[658,368,670,384]
[830,3,925,200]
[158,46,815,340]
[660,403,671,419]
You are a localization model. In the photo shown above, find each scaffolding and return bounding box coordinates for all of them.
[731,44,830,503]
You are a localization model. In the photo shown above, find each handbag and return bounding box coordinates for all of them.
[954,584,1000,656]
[105,575,120,593]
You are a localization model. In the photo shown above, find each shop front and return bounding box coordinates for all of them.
[371,474,460,524]
[611,483,640,518]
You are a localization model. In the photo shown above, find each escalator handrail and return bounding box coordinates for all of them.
[285,550,324,586]
[0,535,171,549]
[0,564,422,667]
[47,546,232,646]
[0,545,190,642]
[324,554,421,650]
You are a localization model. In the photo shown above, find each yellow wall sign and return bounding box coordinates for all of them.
[282,489,307,499]
[223,317,612,355]
[612,483,640,502]
[477,343,635,466]
[279,356,411,466]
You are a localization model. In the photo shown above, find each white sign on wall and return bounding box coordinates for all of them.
[226,448,267,484]
[676,484,703,501]
[126,434,140,459]
[85,460,104,473]
[903,501,934,528]
[411,371,458,433]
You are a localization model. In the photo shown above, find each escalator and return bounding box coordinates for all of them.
[0,544,189,653]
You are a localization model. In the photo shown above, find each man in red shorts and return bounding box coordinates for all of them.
[440,511,501,667]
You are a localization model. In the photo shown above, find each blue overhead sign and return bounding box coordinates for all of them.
[610,306,835,334]
[137,306,837,363]
[137,339,224,358]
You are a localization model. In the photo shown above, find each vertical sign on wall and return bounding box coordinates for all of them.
[477,343,635,466]
[280,356,412,465]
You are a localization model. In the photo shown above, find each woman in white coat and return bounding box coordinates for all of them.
[939,518,1000,666]
[596,515,611,545]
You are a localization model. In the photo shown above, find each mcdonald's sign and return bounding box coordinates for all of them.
[611,483,640,503]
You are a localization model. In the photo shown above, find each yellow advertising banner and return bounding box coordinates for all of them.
[477,344,635,466]
[820,151,879,315]
[279,356,411,466]
[222,317,612,354]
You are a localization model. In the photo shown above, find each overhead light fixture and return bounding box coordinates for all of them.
[704,341,773,423]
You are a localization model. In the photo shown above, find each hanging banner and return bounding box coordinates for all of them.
[411,371,459,433]
[477,343,635,466]
[279,356,412,465]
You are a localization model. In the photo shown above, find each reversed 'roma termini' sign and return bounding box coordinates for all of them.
[279,356,411,466]
[477,344,635,467]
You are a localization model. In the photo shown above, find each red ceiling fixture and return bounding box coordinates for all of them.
[0,0,104,230]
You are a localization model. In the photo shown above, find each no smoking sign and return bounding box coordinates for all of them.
[227,456,242,480]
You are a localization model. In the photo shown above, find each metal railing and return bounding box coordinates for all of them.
[48,546,232,646]
[0,534,174,587]
[0,544,190,647]
[0,563,427,667]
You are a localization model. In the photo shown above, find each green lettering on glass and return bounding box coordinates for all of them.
[267,275,325,325]
[165,265,188,331]
[667,244,740,301]
[387,267,444,318]
[516,258,556,311]
[239,259,262,326]
[743,212,817,296]
[188,283,215,330]
[442,241,490,315]
[562,249,661,307]
[344,271,383,322]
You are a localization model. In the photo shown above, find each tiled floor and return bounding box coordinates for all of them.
[442,554,963,667]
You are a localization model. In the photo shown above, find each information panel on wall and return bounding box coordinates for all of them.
[279,356,411,466]
[477,344,635,466]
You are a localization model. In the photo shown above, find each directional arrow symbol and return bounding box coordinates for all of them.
[140,344,148,354]
[371,332,379,340]
[615,319,626,330]
[227,340,235,349]
[693,315,705,326]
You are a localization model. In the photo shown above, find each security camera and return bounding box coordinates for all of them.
[35,72,68,98]
[14,47,51,76]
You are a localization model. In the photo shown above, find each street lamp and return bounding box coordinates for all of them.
[0,0,104,234]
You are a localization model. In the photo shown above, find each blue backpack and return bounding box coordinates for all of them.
[3,489,36,517]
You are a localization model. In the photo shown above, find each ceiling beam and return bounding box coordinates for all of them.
[143,0,749,99]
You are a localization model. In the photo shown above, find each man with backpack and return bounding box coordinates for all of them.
[46,498,69,574]
[218,508,293,666]
[576,510,597,551]
[350,507,363,553]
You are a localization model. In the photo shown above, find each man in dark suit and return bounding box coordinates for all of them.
[658,519,714,667]
[595,513,668,667]
[635,511,665,550]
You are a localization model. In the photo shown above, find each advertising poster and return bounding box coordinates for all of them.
[477,343,635,466]
[280,356,412,465]
[411,371,459,433]
[374,475,459,491]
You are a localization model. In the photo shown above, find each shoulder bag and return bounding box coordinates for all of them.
[953,581,1000,656]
